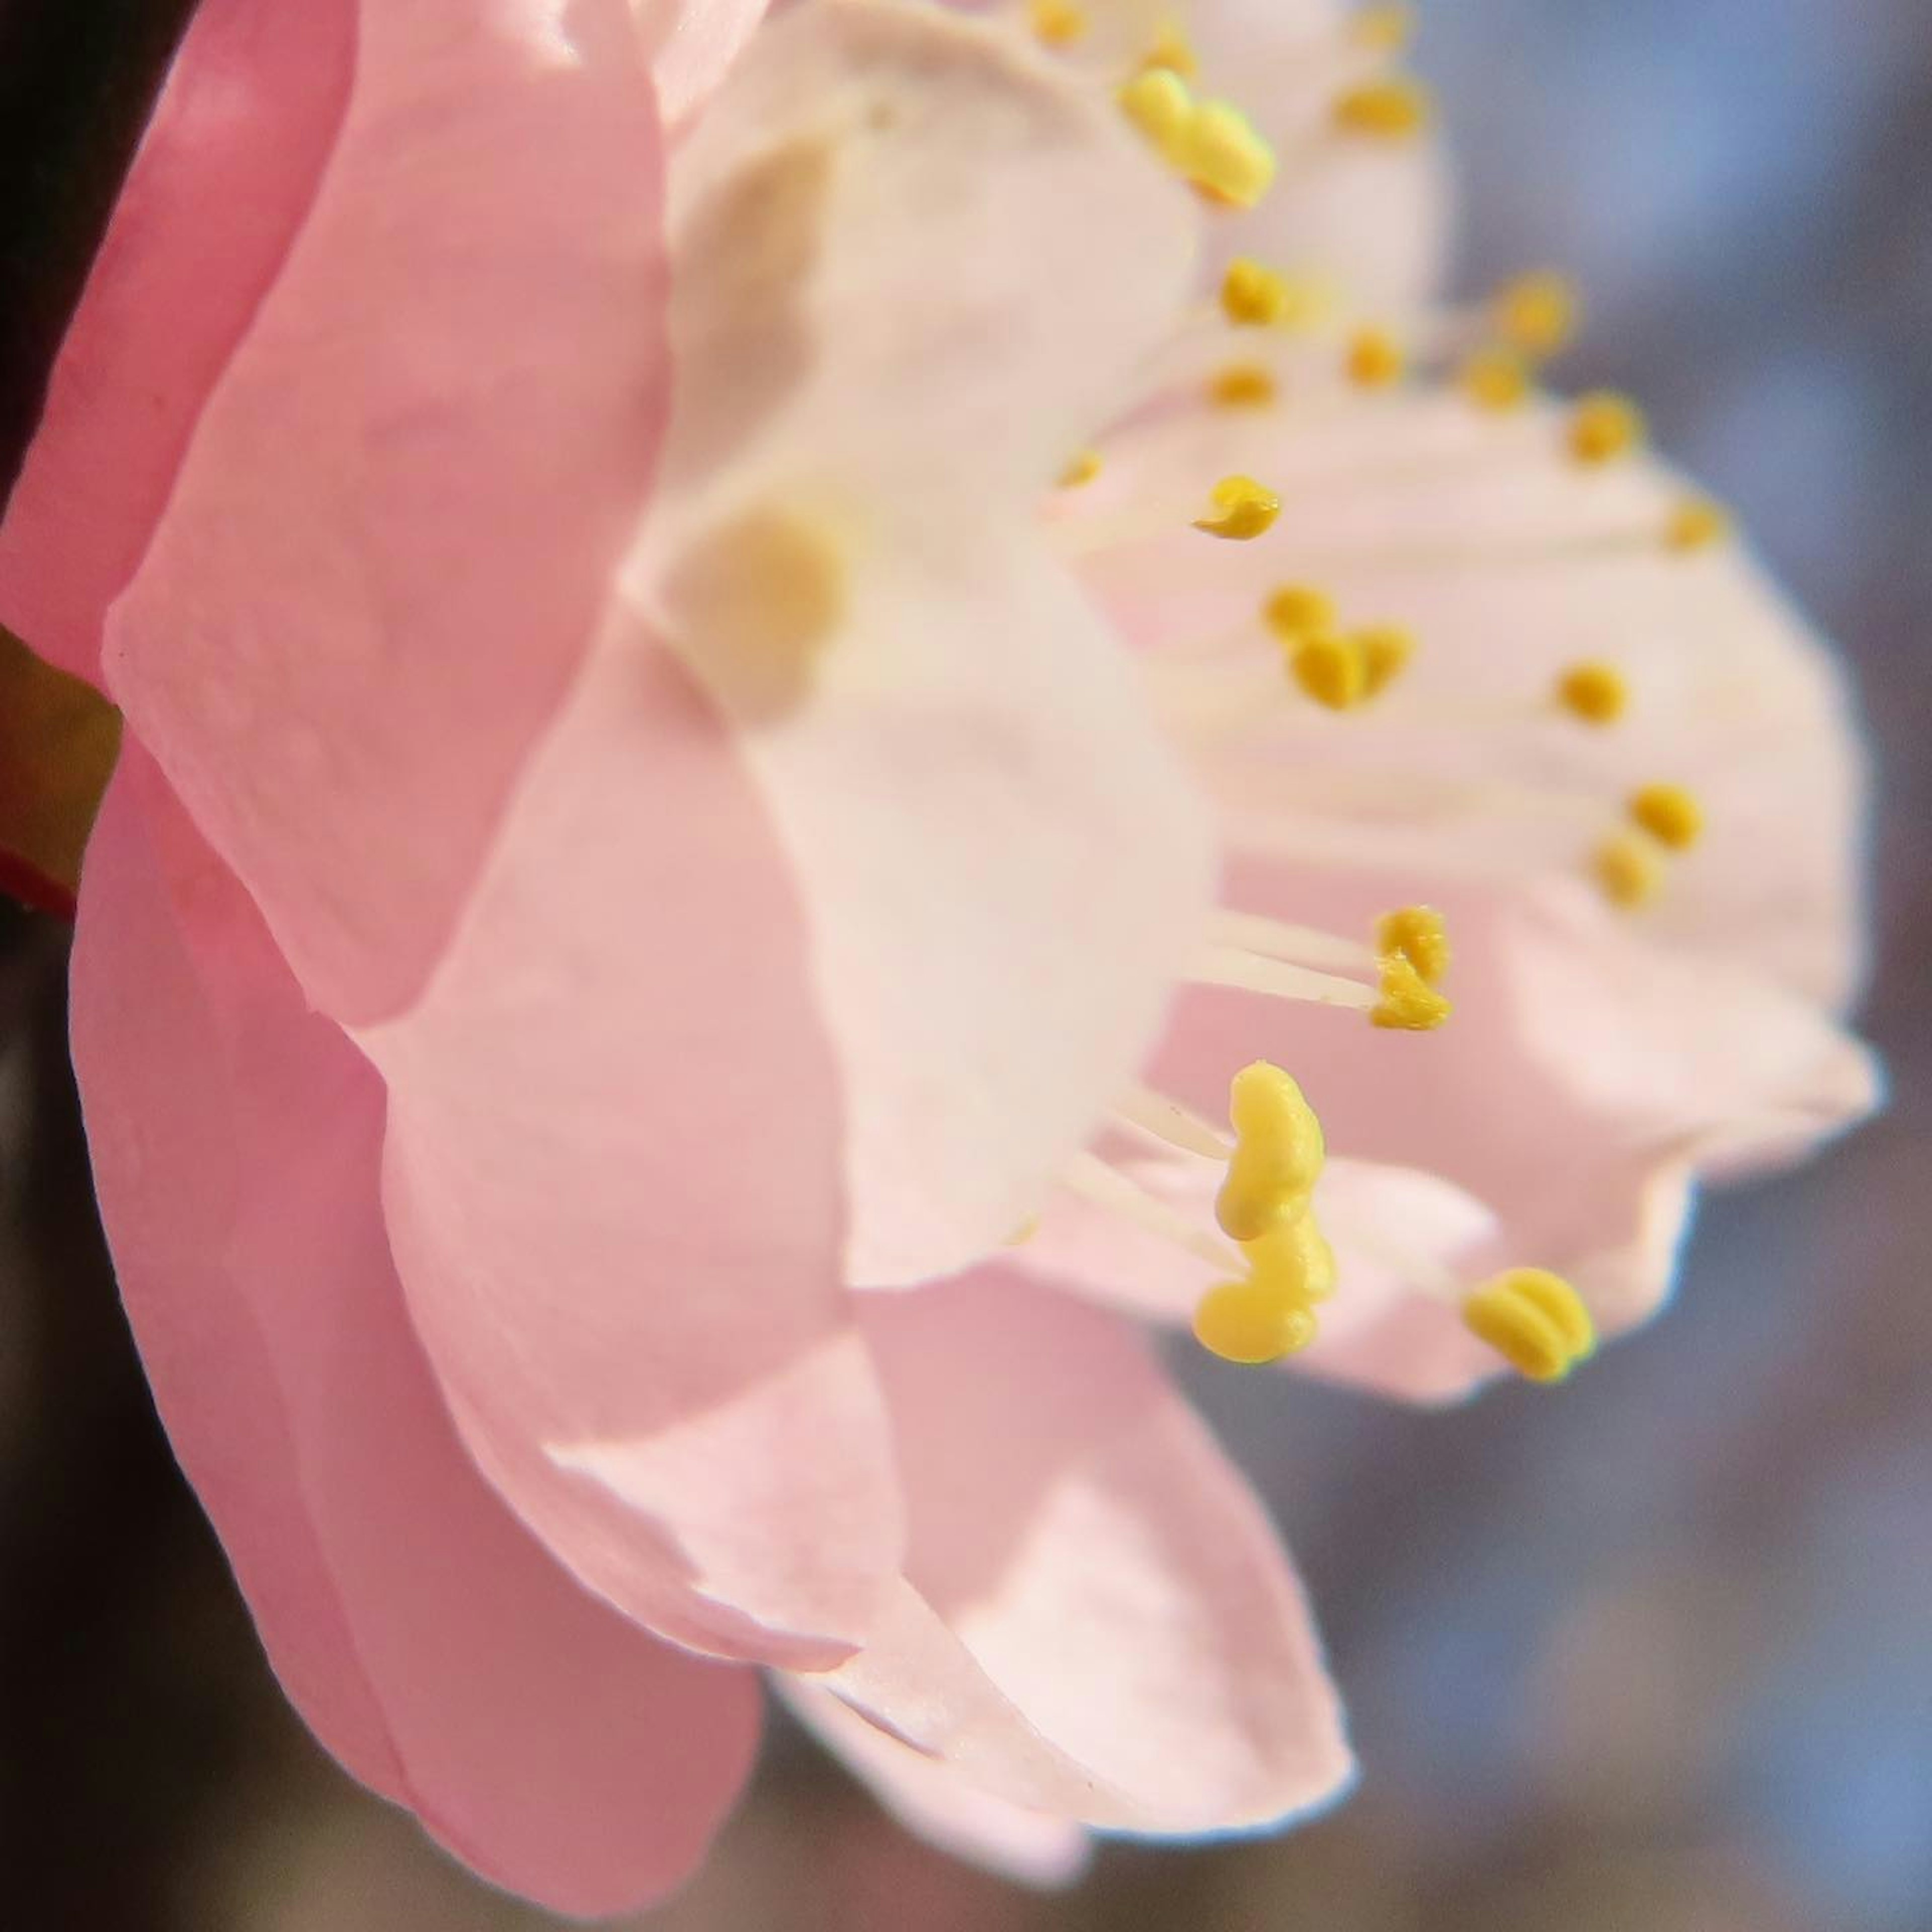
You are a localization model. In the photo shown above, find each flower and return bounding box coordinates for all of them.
[0,0,1875,1913]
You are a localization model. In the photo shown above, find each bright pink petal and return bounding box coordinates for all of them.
[105,0,670,1025]
[0,0,355,689]
[796,1276,1351,1832]
[71,757,761,1917]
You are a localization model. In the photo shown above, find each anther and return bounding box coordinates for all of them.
[1493,271,1579,359]
[1139,16,1199,78]
[1371,953,1452,1030]
[1244,1209,1338,1303]
[1027,0,1089,47]
[1264,584,1337,640]
[1357,623,1414,695]
[1351,2,1416,54]
[1118,66,1196,166]
[1555,661,1629,726]
[1195,474,1281,540]
[1216,1061,1325,1242]
[1058,449,1103,489]
[1333,75,1432,139]
[1463,1268,1596,1382]
[1568,390,1645,466]
[1194,1279,1318,1364]
[1459,346,1531,413]
[1186,100,1278,208]
[1594,832,1665,909]
[1210,362,1278,410]
[1628,782,1704,850]
[1346,325,1405,389]
[1291,632,1369,710]
[1222,258,1290,327]
[1376,905,1450,984]
[1665,496,1731,553]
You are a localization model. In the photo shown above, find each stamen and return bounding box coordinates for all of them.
[1370,953,1452,1030]
[1568,390,1645,466]
[1209,908,1375,973]
[1113,1084,1232,1160]
[1593,831,1666,908]
[1221,258,1291,328]
[1664,496,1731,552]
[1351,2,1416,54]
[1345,325,1405,389]
[1290,632,1369,710]
[1246,1208,1338,1302]
[1118,66,1195,165]
[1458,345,1532,413]
[1492,271,1580,359]
[1060,1150,1242,1272]
[1376,904,1450,983]
[1216,1061,1325,1242]
[1209,362,1279,410]
[1189,944,1380,1014]
[1263,583,1339,641]
[1332,74,1432,140]
[1118,70,1278,210]
[1138,15,1199,79]
[1057,448,1103,489]
[1194,474,1281,540]
[1629,782,1704,850]
[1194,1278,1318,1364]
[1026,0,1089,48]
[1463,1268,1596,1381]
[1555,660,1629,726]
[1358,623,1415,694]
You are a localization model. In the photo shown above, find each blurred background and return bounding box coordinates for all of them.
[3,1,1928,1927]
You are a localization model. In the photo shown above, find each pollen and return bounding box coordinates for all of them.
[1371,953,1453,1030]
[1629,782,1704,850]
[1493,271,1579,359]
[1351,2,1416,54]
[1264,584,1337,640]
[1222,257,1290,327]
[1463,1268,1596,1382]
[1665,496,1731,552]
[1333,75,1432,140]
[1058,448,1103,489]
[1569,390,1645,466]
[1139,16,1199,78]
[1215,1061,1325,1242]
[1376,904,1450,984]
[1346,325,1405,389]
[1358,623,1415,695]
[1459,346,1531,413]
[1194,1278,1319,1365]
[1185,100,1278,208]
[1291,632,1369,710]
[1210,361,1278,410]
[1027,0,1089,46]
[1556,660,1629,726]
[1594,832,1666,909]
[1194,474,1281,540]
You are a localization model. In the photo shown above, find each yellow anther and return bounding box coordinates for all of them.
[1263,584,1337,641]
[1194,1278,1318,1365]
[1593,832,1666,909]
[1139,16,1199,79]
[1216,1061,1325,1243]
[1371,953,1453,1030]
[1665,496,1731,552]
[1333,74,1432,140]
[1027,0,1089,47]
[1351,2,1416,54]
[1291,632,1369,710]
[1463,1268,1595,1382]
[1555,660,1629,726]
[1459,346,1532,413]
[1244,1209,1338,1304]
[1118,66,1197,166]
[1209,361,1278,410]
[1184,100,1277,209]
[1629,782,1704,850]
[1058,448,1103,489]
[1346,324,1405,389]
[1493,271,1580,359]
[1376,905,1450,985]
[1357,623,1415,695]
[1568,390,1645,465]
[1194,474,1280,540]
[1221,257,1291,328]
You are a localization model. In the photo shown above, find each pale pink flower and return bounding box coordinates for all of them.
[0,0,1873,1912]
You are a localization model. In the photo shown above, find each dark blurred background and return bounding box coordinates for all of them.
[3,2,1928,1927]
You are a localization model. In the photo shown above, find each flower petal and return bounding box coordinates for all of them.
[71,757,761,1917]
[629,0,771,123]
[103,0,670,1024]
[639,0,1215,1283]
[0,0,355,689]
[794,1275,1351,1831]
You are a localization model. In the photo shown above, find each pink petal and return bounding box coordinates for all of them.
[642,0,1215,1283]
[0,0,355,689]
[357,621,905,1669]
[71,756,761,1917]
[629,0,771,123]
[105,0,670,1025]
[795,1275,1351,1832]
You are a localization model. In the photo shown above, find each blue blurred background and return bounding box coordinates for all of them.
[1,2,1926,1926]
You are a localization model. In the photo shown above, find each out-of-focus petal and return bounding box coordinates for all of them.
[357,621,905,1669]
[795,1276,1351,1830]
[71,758,761,1918]
[629,0,770,123]
[105,0,669,1025]
[640,0,1214,1283]
[0,0,356,689]
[778,1679,1093,1888]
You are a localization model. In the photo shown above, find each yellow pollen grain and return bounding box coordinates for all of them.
[1569,390,1645,465]
[1346,325,1405,389]
[1594,832,1666,909]
[1058,448,1103,489]
[1464,1268,1596,1382]
[1291,632,1369,710]
[1629,782,1705,850]
[1222,257,1290,327]
[1333,74,1432,140]
[1215,1060,1325,1243]
[1358,623,1415,694]
[1264,583,1337,640]
[1371,953,1453,1030]
[1556,660,1629,726]
[1139,16,1199,78]
[1351,2,1416,54]
[1665,496,1732,552]
[1493,271,1580,359]
[1459,345,1532,413]
[1376,905,1450,985]
[1027,0,1089,46]
[1194,1279,1318,1364]
[1194,474,1280,540]
[1209,361,1278,410]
